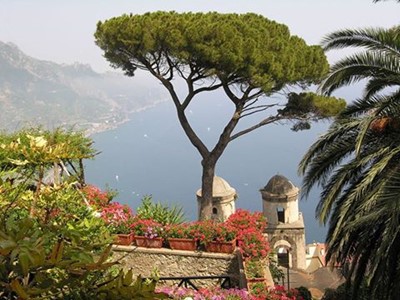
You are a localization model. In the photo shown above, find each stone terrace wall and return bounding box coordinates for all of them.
[113,246,246,288]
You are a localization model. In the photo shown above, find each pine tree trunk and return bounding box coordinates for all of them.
[199,158,216,220]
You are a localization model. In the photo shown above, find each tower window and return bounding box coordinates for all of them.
[212,207,218,215]
[277,207,285,223]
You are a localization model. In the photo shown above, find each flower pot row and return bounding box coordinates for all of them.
[243,258,268,287]
[114,234,236,253]
[114,234,163,248]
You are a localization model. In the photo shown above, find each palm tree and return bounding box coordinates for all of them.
[299,27,400,299]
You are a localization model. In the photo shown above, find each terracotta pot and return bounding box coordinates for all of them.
[168,238,197,251]
[115,233,134,246]
[146,237,163,248]
[134,236,147,247]
[246,277,266,283]
[205,239,236,254]
[134,236,163,248]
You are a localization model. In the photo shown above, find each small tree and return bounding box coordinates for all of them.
[0,128,163,299]
[95,12,345,219]
[0,127,97,215]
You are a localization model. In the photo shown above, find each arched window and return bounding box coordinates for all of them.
[277,247,289,268]
[277,207,285,223]
[212,207,218,215]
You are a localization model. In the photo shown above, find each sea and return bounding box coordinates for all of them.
[85,92,332,244]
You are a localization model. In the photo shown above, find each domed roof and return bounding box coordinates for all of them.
[262,174,297,195]
[196,176,236,198]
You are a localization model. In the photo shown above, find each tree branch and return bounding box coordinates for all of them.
[209,102,244,161]
[240,104,278,119]
[221,80,241,105]
[193,83,223,96]
[230,115,285,141]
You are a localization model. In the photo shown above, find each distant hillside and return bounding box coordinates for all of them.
[0,41,166,133]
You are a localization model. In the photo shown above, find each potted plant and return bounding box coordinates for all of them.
[196,220,237,254]
[165,222,198,251]
[130,218,164,248]
[100,202,134,245]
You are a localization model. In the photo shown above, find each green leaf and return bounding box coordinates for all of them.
[10,279,29,299]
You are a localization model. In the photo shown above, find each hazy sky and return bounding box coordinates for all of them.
[0,0,399,73]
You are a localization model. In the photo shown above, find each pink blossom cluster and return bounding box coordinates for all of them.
[156,286,303,300]
[100,202,133,225]
[156,287,252,300]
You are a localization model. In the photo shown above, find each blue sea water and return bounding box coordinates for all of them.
[85,94,330,244]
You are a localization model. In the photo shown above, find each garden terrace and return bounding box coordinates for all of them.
[112,245,274,289]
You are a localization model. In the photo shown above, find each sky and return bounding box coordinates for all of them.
[0,0,399,73]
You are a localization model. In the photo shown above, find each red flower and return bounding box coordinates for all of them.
[82,185,113,208]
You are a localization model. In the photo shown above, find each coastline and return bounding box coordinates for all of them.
[84,98,168,136]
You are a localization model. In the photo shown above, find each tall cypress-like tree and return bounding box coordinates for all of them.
[95,12,344,219]
[300,27,400,299]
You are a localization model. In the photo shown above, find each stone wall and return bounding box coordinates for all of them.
[113,246,246,289]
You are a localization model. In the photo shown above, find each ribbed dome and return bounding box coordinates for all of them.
[263,174,296,195]
[196,176,236,197]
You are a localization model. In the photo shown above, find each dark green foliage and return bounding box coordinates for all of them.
[269,252,285,283]
[281,92,346,118]
[136,195,185,225]
[300,27,400,299]
[95,12,328,90]
[296,286,312,300]
[322,282,369,300]
[280,92,345,131]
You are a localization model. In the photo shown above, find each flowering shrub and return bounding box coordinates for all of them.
[249,285,303,300]
[130,218,163,239]
[226,209,267,239]
[156,287,252,300]
[156,286,304,300]
[100,202,134,234]
[239,228,270,259]
[82,185,114,208]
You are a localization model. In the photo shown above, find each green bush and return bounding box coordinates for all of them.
[137,195,185,225]
[0,128,165,299]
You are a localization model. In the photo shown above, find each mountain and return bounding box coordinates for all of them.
[0,41,166,133]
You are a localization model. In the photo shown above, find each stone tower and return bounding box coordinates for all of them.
[196,176,237,221]
[260,174,306,270]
